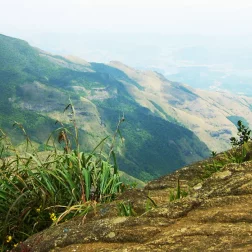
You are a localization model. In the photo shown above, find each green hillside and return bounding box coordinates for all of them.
[0,34,210,180]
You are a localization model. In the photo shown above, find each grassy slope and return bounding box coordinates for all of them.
[0,34,60,143]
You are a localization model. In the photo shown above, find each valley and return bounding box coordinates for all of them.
[0,34,251,181]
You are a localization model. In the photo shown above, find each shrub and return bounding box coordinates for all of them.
[230,120,251,146]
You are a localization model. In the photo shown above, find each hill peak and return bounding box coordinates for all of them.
[63,55,90,66]
[109,60,138,73]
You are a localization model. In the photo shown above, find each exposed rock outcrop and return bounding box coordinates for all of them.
[18,157,252,251]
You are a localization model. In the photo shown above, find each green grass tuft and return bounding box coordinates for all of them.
[0,102,125,251]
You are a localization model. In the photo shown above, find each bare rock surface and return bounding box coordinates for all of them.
[18,157,252,251]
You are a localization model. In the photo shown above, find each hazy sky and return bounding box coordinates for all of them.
[1,0,252,92]
[1,0,252,36]
[2,0,252,69]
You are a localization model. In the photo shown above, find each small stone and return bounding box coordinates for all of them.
[193,183,202,190]
[107,232,116,238]
[214,170,232,179]
[180,228,187,232]
[112,217,127,224]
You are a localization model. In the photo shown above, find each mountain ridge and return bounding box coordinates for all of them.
[108,60,252,151]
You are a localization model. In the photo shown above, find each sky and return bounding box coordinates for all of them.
[1,0,252,36]
[1,0,252,70]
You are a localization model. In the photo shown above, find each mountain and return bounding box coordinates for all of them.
[0,34,210,181]
[108,61,252,152]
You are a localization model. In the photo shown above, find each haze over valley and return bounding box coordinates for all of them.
[2,1,252,96]
[9,32,252,96]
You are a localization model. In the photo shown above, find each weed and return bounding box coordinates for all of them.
[211,151,217,157]
[145,195,157,212]
[169,179,188,202]
[202,157,224,178]
[117,201,136,216]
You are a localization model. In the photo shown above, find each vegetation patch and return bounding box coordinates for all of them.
[203,120,252,179]
[0,102,125,251]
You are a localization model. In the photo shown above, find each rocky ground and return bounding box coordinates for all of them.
[16,152,252,251]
